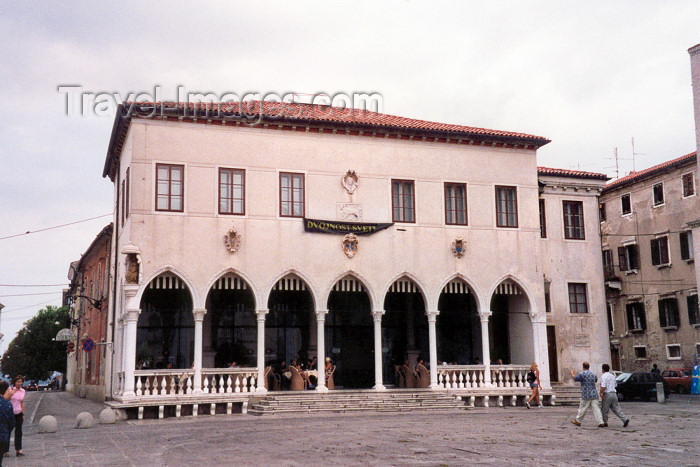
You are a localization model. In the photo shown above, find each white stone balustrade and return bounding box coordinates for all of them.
[436,365,530,390]
[130,368,258,398]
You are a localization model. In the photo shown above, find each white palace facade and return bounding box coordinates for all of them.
[95,101,610,415]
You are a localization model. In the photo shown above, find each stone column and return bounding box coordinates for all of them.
[372,310,386,391]
[315,309,328,392]
[192,308,207,394]
[480,311,493,386]
[426,310,440,389]
[530,312,550,389]
[122,308,141,397]
[255,309,268,393]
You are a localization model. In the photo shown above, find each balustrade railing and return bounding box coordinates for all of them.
[436,364,530,390]
[128,368,258,398]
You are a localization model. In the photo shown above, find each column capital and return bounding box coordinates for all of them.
[255,309,269,319]
[124,308,141,322]
[529,312,547,323]
[315,309,329,319]
[425,310,439,322]
[372,310,385,321]
[480,311,493,322]
[193,308,207,321]
[123,284,139,298]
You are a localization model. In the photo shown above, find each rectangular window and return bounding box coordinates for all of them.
[634,345,647,359]
[606,302,614,334]
[495,186,518,228]
[444,183,467,225]
[688,294,699,325]
[658,297,679,328]
[626,302,646,331]
[392,179,415,223]
[666,344,681,360]
[280,172,304,217]
[539,199,547,238]
[563,201,585,239]
[568,283,588,314]
[544,280,551,313]
[156,164,184,212]
[680,230,694,261]
[121,179,126,226]
[652,182,664,206]
[599,202,606,222]
[602,250,614,278]
[618,244,639,271]
[650,236,670,266]
[219,168,245,215]
[682,172,695,197]
[621,193,631,215]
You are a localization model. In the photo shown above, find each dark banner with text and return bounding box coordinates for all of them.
[304,218,393,235]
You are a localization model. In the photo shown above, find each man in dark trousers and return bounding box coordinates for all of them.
[0,381,15,465]
[570,361,604,427]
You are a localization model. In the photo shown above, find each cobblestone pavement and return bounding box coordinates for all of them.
[3,391,698,466]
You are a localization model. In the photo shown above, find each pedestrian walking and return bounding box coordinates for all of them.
[7,376,25,457]
[569,362,604,428]
[525,362,541,408]
[0,381,14,465]
[599,363,629,428]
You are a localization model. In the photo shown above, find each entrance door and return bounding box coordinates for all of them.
[610,346,621,371]
[547,325,558,382]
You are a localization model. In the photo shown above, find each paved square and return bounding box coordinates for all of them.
[5,391,699,466]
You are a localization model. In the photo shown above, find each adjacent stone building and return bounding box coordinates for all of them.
[600,152,699,371]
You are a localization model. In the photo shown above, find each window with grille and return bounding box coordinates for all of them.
[568,283,588,313]
[563,200,585,239]
[444,183,467,225]
[495,186,518,228]
[658,298,679,328]
[219,168,245,215]
[280,172,304,217]
[156,164,184,212]
[392,179,415,223]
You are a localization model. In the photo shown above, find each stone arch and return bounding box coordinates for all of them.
[263,268,318,311]
[203,268,260,310]
[321,270,377,311]
[134,265,199,310]
[487,275,535,365]
[381,272,430,311]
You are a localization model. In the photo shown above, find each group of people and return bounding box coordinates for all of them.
[0,375,26,463]
[397,358,430,388]
[274,357,334,390]
[570,362,630,428]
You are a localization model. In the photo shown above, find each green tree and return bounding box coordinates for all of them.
[1,305,69,380]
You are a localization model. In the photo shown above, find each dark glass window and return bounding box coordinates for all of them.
[495,186,518,228]
[568,283,588,313]
[621,193,631,215]
[687,294,699,325]
[680,231,694,261]
[618,244,639,271]
[444,183,467,225]
[539,199,547,238]
[650,236,670,266]
[652,182,664,206]
[682,172,695,197]
[626,302,646,331]
[658,298,679,328]
[392,179,415,223]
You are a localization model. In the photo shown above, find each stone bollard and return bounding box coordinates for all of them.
[37,415,57,433]
[99,408,117,424]
[75,411,94,429]
[656,382,666,403]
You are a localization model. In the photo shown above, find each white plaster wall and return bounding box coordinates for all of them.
[539,175,611,382]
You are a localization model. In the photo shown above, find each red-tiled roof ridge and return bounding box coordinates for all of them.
[603,151,697,191]
[122,100,550,141]
[537,166,609,180]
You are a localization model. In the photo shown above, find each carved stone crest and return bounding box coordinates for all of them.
[341,170,359,194]
[224,227,242,253]
[342,233,358,258]
[337,203,362,221]
[451,238,465,258]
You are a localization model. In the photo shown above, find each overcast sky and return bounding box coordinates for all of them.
[1,1,698,356]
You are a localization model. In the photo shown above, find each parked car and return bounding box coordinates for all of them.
[616,372,668,401]
[662,368,692,394]
[21,380,38,391]
[37,379,51,391]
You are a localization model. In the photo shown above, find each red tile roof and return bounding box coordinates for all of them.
[537,166,609,180]
[602,151,697,192]
[104,101,550,179]
[127,101,549,141]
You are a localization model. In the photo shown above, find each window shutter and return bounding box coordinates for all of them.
[680,231,689,260]
[651,239,660,266]
[618,247,627,271]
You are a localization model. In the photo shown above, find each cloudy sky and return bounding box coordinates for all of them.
[0,1,698,355]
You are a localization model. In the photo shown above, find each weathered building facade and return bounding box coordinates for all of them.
[600,152,699,372]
